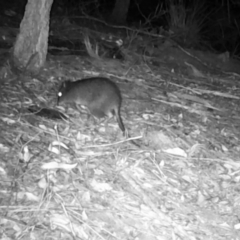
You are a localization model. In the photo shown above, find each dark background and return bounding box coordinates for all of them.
[0,0,240,55]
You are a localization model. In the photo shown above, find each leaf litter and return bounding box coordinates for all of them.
[0,33,240,240]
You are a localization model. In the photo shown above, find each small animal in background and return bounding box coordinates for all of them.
[57,77,125,134]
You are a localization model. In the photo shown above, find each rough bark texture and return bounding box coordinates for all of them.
[13,0,53,74]
[109,0,130,25]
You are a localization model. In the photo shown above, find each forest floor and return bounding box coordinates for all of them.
[1,18,240,240]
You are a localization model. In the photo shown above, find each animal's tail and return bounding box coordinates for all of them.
[115,107,125,135]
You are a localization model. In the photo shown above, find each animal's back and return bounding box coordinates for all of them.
[85,78,120,101]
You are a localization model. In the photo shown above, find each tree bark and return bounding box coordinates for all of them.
[109,0,130,25]
[13,0,54,75]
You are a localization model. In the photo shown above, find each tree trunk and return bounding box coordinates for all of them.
[109,0,130,25]
[13,0,54,75]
